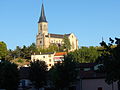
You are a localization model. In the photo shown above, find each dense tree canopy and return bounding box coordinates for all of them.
[97,38,120,85]
[62,35,71,52]
[0,41,7,60]
[66,46,101,63]
[29,60,48,89]
[50,55,78,89]
[6,42,64,61]
[6,43,38,60]
[37,43,60,53]
[0,61,19,90]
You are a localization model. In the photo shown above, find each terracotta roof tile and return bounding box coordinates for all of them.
[55,52,67,56]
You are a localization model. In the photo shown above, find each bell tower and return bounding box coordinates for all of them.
[36,3,48,48]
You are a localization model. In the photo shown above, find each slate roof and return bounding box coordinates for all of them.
[38,4,47,23]
[78,63,97,68]
[77,63,105,79]
[80,70,105,79]
[45,33,71,38]
[50,34,64,38]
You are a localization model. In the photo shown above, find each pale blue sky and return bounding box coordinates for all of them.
[0,0,120,49]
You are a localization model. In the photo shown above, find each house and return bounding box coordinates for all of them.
[31,52,55,70]
[31,52,67,70]
[74,63,118,90]
[54,52,67,64]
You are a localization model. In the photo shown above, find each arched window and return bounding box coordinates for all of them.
[40,41,42,44]
[40,25,42,30]
[49,59,51,62]
[44,25,46,31]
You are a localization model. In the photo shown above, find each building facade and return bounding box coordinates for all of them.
[71,63,118,90]
[31,52,67,70]
[36,4,78,51]
[54,52,67,64]
[31,52,55,70]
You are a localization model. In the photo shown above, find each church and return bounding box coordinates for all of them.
[36,3,78,51]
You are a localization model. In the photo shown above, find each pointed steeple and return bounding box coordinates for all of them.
[38,3,47,23]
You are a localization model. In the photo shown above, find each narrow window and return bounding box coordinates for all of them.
[72,35,73,38]
[40,41,42,43]
[49,55,51,57]
[49,59,51,62]
[40,25,42,30]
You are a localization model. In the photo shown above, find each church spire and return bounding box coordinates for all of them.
[38,3,47,23]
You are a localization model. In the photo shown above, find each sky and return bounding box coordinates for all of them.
[0,0,120,50]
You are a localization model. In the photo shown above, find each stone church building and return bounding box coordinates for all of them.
[36,3,78,51]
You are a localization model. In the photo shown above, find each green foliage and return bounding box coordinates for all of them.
[67,46,101,63]
[0,41,7,60]
[63,35,71,52]
[7,43,38,60]
[97,38,120,84]
[37,43,65,54]
[5,49,14,61]
[50,55,78,89]
[0,61,19,90]
[48,44,59,52]
[17,59,23,63]
[29,60,48,88]
[38,44,59,53]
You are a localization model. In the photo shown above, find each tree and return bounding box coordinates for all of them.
[5,49,14,61]
[29,60,48,89]
[97,38,120,86]
[14,46,21,58]
[63,35,71,52]
[48,44,59,52]
[0,41,7,60]
[65,46,101,63]
[50,54,78,89]
[7,43,38,60]
[37,43,63,54]
[26,43,38,59]
[29,43,38,53]
[0,61,19,90]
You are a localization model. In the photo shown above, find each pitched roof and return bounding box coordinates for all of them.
[55,52,67,56]
[50,34,64,38]
[78,63,97,68]
[80,70,105,79]
[45,33,71,38]
[35,52,54,55]
[38,3,47,23]
[76,63,105,79]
